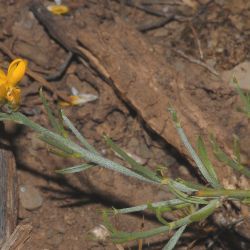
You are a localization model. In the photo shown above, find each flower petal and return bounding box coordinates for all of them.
[59,94,98,107]
[6,87,21,107]
[7,59,27,87]
[0,69,7,84]
[47,5,69,15]
[0,84,7,102]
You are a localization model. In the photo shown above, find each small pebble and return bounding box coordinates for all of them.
[19,184,43,211]
[90,225,110,242]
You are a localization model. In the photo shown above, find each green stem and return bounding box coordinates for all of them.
[112,200,219,243]
[196,189,250,199]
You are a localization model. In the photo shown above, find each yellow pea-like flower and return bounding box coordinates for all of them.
[7,58,27,87]
[0,84,7,103]
[47,5,69,15]
[0,58,27,108]
[6,87,21,108]
[0,69,7,84]
[60,95,80,107]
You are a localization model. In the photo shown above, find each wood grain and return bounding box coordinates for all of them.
[0,142,18,247]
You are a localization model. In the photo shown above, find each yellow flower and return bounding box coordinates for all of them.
[0,84,7,103]
[47,5,69,15]
[6,87,21,108]
[0,58,27,108]
[60,95,80,107]
[0,69,7,83]
[7,58,27,87]
[59,87,98,107]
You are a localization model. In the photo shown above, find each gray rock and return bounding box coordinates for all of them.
[222,61,250,90]
[19,184,43,211]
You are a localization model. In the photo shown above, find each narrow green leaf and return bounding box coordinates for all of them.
[168,107,180,126]
[168,180,208,205]
[102,210,117,233]
[56,163,94,174]
[155,207,169,225]
[242,198,250,204]
[210,136,250,178]
[104,135,161,183]
[196,188,250,199]
[49,147,80,158]
[0,112,46,132]
[170,179,198,193]
[233,135,241,163]
[39,133,76,156]
[174,121,220,188]
[114,199,187,214]
[197,136,219,186]
[148,201,191,215]
[189,199,219,222]
[111,200,220,243]
[111,225,170,243]
[175,178,212,191]
[0,112,160,183]
[39,88,66,136]
[0,112,158,184]
[61,111,98,154]
[163,225,187,250]
[232,77,250,117]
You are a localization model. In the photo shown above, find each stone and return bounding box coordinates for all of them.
[221,61,250,90]
[90,225,110,242]
[19,184,43,211]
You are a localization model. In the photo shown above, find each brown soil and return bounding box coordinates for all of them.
[0,0,250,249]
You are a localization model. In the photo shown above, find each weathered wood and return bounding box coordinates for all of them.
[30,1,249,188]
[1,224,32,250]
[0,140,18,247]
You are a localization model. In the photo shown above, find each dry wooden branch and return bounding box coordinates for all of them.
[0,139,18,247]
[1,224,32,250]
[173,49,219,76]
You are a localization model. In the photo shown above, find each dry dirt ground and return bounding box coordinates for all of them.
[0,0,250,249]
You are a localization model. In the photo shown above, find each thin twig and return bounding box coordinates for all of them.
[121,0,168,17]
[141,0,181,5]
[173,49,219,77]
[189,23,204,60]
[137,15,175,32]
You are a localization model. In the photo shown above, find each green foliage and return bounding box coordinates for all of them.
[197,136,219,185]
[55,163,94,174]
[0,93,249,250]
[210,135,250,178]
[163,225,187,250]
[104,135,161,183]
[232,76,250,118]
[169,108,220,188]
[40,88,66,136]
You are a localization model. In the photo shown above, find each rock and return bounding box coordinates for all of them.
[89,225,110,242]
[127,137,139,151]
[64,212,76,225]
[221,61,250,90]
[235,219,250,242]
[47,232,63,247]
[19,184,43,211]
